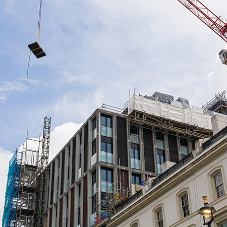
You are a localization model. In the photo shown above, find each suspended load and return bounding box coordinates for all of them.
[28,42,46,58]
[219,49,227,65]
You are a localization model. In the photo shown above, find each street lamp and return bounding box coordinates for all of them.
[198,196,216,227]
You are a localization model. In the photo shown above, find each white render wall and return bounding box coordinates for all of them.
[109,136,227,227]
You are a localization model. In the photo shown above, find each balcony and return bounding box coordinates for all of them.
[77,168,81,180]
[101,126,113,138]
[91,183,96,196]
[131,159,142,170]
[100,151,113,164]
[101,181,113,193]
[90,213,96,226]
[130,134,139,144]
[90,153,97,167]
[92,129,97,141]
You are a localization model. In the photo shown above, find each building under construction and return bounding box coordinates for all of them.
[3,91,227,227]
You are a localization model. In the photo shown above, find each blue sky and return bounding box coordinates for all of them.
[1,0,227,224]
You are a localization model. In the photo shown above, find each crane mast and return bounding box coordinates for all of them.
[178,0,227,42]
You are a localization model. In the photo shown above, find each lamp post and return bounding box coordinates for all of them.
[198,196,216,227]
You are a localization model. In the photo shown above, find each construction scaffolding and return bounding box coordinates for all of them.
[16,135,40,227]
[203,91,227,115]
[34,116,51,227]
[95,170,130,227]
[128,94,213,139]
[2,150,22,227]
[2,116,51,227]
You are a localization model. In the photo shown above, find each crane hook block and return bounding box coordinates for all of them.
[219,49,227,65]
[28,42,46,59]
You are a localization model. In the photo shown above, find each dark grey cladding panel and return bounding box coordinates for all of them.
[117,117,128,167]
[168,133,179,163]
[60,149,65,195]
[50,160,55,205]
[143,128,155,173]
[84,124,88,172]
[71,137,76,184]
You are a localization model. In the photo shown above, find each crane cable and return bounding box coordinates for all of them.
[27,0,43,80]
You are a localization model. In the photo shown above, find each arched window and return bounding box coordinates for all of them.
[130,219,139,227]
[208,166,226,201]
[176,188,191,220]
[153,204,165,227]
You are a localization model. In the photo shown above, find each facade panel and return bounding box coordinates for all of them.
[117,117,128,167]
[168,133,179,163]
[84,124,88,172]
[83,176,87,227]
[70,187,74,227]
[143,128,155,173]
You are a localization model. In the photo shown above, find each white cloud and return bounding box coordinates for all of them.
[0,81,28,93]
[49,122,83,160]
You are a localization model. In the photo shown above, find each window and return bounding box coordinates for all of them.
[208,167,226,201]
[131,147,141,169]
[101,141,113,163]
[214,172,225,198]
[156,132,165,174]
[130,220,139,227]
[92,118,97,140]
[221,223,227,227]
[153,205,165,227]
[157,209,163,227]
[181,193,190,217]
[78,184,81,226]
[101,115,113,137]
[101,168,113,193]
[92,144,96,155]
[180,137,189,159]
[79,133,82,169]
[176,189,191,220]
[132,174,141,185]
[91,170,96,214]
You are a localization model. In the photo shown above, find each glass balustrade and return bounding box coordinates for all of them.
[92,129,97,141]
[156,139,165,150]
[90,153,97,167]
[101,126,113,137]
[100,151,113,163]
[77,168,81,180]
[130,134,139,144]
[180,145,189,157]
[66,180,69,190]
[90,213,96,226]
[78,197,81,208]
[91,183,96,196]
[131,158,142,170]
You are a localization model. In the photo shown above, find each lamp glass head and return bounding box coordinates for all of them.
[202,209,212,219]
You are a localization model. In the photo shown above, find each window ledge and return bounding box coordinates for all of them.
[210,193,227,206]
[169,211,198,227]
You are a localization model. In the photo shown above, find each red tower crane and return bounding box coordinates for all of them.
[178,0,227,64]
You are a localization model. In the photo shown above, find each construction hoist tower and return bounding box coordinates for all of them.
[34,116,51,227]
